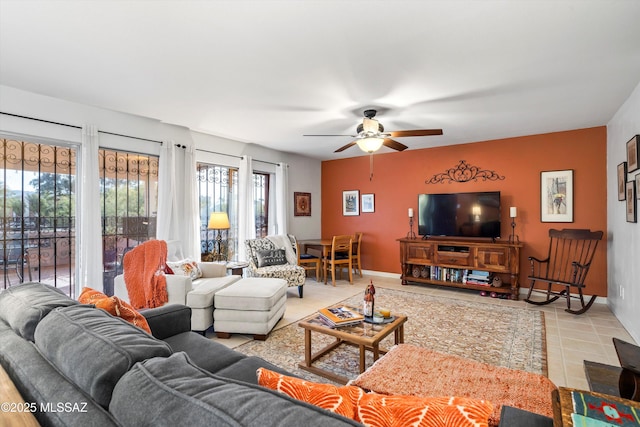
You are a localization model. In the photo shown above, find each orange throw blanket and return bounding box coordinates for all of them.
[123,240,168,309]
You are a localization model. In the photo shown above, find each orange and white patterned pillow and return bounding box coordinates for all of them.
[356,393,494,427]
[78,287,151,333]
[166,259,202,280]
[257,367,363,419]
[257,368,493,427]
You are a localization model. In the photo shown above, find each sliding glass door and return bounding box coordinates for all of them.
[1,137,76,295]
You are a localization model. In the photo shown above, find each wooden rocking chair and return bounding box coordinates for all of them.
[525,228,603,315]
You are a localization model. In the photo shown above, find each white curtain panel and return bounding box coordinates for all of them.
[238,155,256,260]
[182,144,200,260]
[275,162,289,235]
[78,125,103,291]
[268,172,277,235]
[156,141,177,242]
[157,142,199,260]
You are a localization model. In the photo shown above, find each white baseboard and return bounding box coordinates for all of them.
[363,270,607,304]
[362,270,402,279]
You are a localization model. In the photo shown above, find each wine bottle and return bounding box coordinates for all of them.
[363,280,376,317]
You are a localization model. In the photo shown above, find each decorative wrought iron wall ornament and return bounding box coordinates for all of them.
[425,160,505,184]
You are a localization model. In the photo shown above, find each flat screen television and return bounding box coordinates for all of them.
[418,191,501,239]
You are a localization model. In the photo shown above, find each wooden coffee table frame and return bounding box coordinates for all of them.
[297,311,407,384]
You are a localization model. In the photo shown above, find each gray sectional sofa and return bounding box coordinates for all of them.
[0,282,360,427]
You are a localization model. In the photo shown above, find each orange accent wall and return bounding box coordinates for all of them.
[321,127,608,297]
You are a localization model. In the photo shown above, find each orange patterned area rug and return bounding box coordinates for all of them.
[235,287,547,384]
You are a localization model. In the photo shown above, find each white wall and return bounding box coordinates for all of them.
[607,80,640,343]
[0,85,322,244]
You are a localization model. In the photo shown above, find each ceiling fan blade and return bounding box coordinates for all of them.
[389,129,443,138]
[334,141,358,153]
[303,134,356,137]
[383,139,408,151]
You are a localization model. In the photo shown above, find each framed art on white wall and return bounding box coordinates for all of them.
[627,135,639,172]
[626,180,637,223]
[618,162,628,201]
[294,192,311,216]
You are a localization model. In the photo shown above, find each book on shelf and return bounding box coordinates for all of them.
[463,269,491,286]
[465,279,492,286]
[467,273,490,280]
[470,270,490,277]
[318,306,364,327]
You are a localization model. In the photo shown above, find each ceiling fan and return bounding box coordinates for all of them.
[304,109,443,153]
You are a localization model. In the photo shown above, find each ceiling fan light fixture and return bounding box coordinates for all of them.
[357,137,384,153]
[362,117,379,133]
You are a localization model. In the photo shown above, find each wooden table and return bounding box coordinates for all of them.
[299,239,332,258]
[614,337,640,401]
[297,307,407,384]
[225,261,249,276]
[299,239,333,282]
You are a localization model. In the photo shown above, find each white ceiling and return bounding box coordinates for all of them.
[1,0,639,160]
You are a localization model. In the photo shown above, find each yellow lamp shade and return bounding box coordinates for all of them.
[208,212,230,230]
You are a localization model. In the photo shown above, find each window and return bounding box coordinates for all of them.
[197,164,270,260]
[1,138,76,295]
[253,172,269,238]
[197,163,237,260]
[100,149,159,295]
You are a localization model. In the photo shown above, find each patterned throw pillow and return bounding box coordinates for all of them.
[356,393,494,427]
[78,287,151,333]
[166,259,202,280]
[257,368,363,419]
[257,368,493,427]
[255,249,287,267]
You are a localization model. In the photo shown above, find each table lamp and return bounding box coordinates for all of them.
[208,212,230,261]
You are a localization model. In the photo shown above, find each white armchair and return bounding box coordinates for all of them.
[114,262,241,332]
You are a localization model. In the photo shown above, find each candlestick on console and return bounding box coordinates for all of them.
[509,206,519,243]
[407,208,416,239]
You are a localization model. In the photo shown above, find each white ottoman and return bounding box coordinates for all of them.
[213,278,287,340]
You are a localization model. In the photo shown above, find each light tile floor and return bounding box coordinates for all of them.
[208,273,637,390]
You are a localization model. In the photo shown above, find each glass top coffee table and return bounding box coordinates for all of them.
[297,306,407,384]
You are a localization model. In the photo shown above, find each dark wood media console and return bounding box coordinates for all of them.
[398,237,523,300]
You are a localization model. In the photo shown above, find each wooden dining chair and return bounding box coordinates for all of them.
[323,235,353,286]
[296,241,321,281]
[351,232,363,278]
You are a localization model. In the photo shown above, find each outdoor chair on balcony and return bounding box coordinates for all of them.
[1,245,26,285]
[525,228,604,314]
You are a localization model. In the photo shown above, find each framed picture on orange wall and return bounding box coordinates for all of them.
[342,190,359,216]
[361,193,375,213]
[540,169,573,222]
